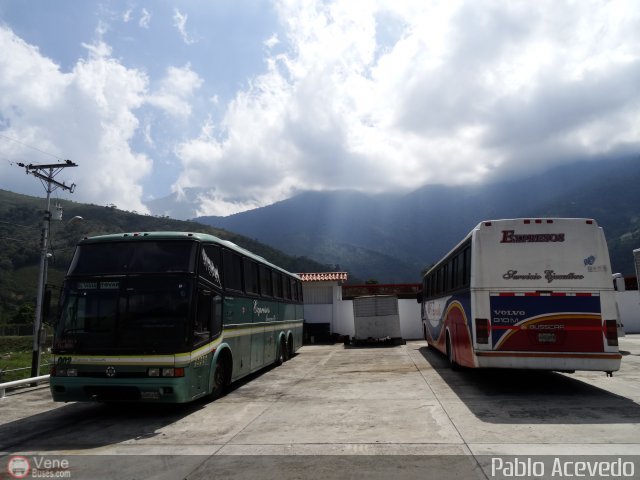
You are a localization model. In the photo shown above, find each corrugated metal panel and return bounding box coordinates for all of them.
[353,296,398,317]
[303,285,333,304]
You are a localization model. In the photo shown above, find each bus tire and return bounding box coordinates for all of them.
[287,333,295,359]
[446,332,460,371]
[209,358,228,400]
[276,337,288,365]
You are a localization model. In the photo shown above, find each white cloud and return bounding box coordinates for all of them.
[173,9,197,45]
[139,8,151,29]
[0,26,152,213]
[2,1,640,218]
[147,64,203,119]
[264,34,279,49]
[173,0,640,215]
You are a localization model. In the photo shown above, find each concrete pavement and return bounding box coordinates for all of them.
[2,336,640,479]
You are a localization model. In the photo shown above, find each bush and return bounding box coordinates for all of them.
[0,336,33,353]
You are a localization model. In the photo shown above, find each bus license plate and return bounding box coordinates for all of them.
[538,333,557,343]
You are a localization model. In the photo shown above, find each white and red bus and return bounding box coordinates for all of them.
[419,218,621,374]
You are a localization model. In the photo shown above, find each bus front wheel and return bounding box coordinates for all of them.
[210,359,228,399]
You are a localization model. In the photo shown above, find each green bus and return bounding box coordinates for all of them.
[49,232,304,403]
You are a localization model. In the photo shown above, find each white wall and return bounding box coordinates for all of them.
[399,300,422,339]
[303,304,333,325]
[616,291,640,334]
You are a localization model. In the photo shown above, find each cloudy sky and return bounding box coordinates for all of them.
[0,0,638,218]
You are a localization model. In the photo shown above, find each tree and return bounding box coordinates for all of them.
[11,303,35,325]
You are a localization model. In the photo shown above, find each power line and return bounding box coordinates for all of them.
[0,132,63,161]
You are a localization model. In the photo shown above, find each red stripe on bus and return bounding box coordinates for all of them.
[499,293,515,296]
[490,326,607,332]
[551,292,566,296]
[524,292,539,296]
[575,293,592,296]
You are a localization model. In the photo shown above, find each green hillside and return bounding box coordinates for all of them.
[0,189,330,326]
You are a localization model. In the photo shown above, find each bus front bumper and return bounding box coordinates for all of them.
[49,376,195,403]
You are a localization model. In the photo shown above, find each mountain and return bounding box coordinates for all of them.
[195,157,640,282]
[0,189,331,326]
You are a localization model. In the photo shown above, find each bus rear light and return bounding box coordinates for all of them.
[605,320,618,346]
[476,318,490,344]
[484,222,492,226]
[546,219,554,223]
[586,220,593,224]
[535,219,542,224]
[524,219,531,224]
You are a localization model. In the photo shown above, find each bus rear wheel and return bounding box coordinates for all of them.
[276,337,288,365]
[446,332,460,371]
[287,334,295,359]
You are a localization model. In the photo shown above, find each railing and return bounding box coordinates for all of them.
[0,374,50,399]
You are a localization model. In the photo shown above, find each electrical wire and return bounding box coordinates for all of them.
[0,132,63,161]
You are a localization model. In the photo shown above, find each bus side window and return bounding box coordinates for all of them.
[212,293,222,338]
[273,271,283,298]
[456,252,464,289]
[463,246,471,286]
[223,250,243,292]
[260,265,273,297]
[195,289,212,345]
[244,258,259,295]
[284,275,292,300]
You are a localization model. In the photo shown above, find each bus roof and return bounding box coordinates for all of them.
[77,231,300,279]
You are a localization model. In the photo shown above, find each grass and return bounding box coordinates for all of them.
[0,336,52,383]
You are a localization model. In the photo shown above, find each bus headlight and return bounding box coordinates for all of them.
[161,368,185,377]
[148,368,160,377]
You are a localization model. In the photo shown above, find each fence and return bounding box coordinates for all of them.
[0,374,50,399]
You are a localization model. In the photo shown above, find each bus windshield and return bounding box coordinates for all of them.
[68,240,196,275]
[53,277,192,354]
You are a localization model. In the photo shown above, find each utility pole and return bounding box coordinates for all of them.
[17,160,77,378]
